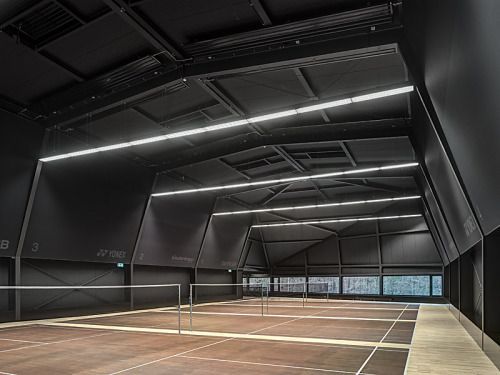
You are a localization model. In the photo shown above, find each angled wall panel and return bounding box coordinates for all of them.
[411,98,481,254]
[135,192,215,267]
[198,200,253,270]
[22,155,153,262]
[405,0,500,234]
[0,110,43,258]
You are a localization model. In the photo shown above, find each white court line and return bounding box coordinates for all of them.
[0,371,16,375]
[355,304,409,375]
[0,332,114,354]
[209,303,418,311]
[163,310,416,323]
[0,338,46,344]
[178,355,375,374]
[261,297,422,306]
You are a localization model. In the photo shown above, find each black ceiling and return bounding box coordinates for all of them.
[0,0,420,254]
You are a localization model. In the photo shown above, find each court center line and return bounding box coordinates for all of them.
[177,355,375,374]
[108,308,332,374]
[355,304,409,375]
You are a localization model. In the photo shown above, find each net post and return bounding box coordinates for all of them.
[266,284,269,314]
[261,285,264,317]
[177,284,181,335]
[303,283,306,307]
[189,284,193,331]
[326,282,329,302]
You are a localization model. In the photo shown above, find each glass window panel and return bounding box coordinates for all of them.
[342,276,379,295]
[432,275,443,296]
[278,277,306,292]
[383,275,430,296]
[308,276,339,294]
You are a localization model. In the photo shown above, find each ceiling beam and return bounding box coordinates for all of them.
[156,118,410,171]
[249,0,272,26]
[101,0,185,61]
[40,24,401,127]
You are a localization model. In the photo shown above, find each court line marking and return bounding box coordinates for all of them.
[0,332,114,354]
[202,302,418,311]
[0,338,46,344]
[355,304,409,375]
[42,322,410,349]
[0,371,17,375]
[107,307,333,374]
[177,355,375,374]
[261,297,422,306]
[164,310,417,322]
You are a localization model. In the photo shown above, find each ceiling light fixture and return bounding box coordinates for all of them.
[39,85,414,163]
[151,162,419,197]
[212,195,421,216]
[251,214,423,228]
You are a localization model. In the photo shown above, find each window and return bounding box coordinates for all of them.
[432,275,443,296]
[308,277,339,294]
[342,276,379,295]
[244,277,270,292]
[276,277,306,292]
[383,275,430,296]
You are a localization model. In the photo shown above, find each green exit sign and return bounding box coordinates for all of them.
[117,263,125,268]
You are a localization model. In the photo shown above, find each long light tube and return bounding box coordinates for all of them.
[40,85,414,163]
[151,162,419,197]
[212,195,421,216]
[251,214,423,228]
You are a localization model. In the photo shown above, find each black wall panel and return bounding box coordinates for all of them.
[135,193,215,267]
[417,171,459,262]
[20,259,125,319]
[23,156,153,262]
[0,110,43,257]
[340,237,378,265]
[381,233,441,265]
[307,236,339,265]
[405,0,500,235]
[198,200,252,270]
[245,241,267,268]
[423,209,448,266]
[411,98,481,254]
[133,264,191,301]
[484,228,500,344]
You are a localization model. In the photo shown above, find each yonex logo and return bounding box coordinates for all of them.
[97,249,126,259]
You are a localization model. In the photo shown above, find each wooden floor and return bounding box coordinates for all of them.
[0,299,498,374]
[406,304,499,374]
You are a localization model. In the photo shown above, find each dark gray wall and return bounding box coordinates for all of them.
[270,217,443,277]
[0,110,43,258]
[405,0,500,235]
[23,155,153,262]
[411,98,481,254]
[198,200,252,270]
[135,193,215,267]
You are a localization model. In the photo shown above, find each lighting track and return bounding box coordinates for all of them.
[151,162,419,197]
[39,85,414,163]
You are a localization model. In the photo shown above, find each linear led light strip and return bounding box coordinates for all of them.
[151,162,419,197]
[212,195,421,216]
[39,86,414,162]
[252,214,423,228]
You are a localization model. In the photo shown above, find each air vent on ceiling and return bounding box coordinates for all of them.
[2,1,82,48]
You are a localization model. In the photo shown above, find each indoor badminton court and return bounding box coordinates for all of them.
[0,0,499,374]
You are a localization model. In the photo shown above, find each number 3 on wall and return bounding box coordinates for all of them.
[32,242,39,252]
